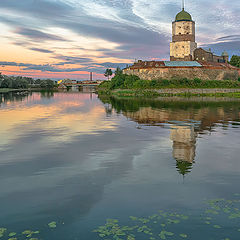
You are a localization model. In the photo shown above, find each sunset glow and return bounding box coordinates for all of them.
[0,0,239,79]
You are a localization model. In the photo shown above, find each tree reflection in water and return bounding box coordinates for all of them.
[99,95,240,176]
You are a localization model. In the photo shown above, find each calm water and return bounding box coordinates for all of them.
[0,91,240,240]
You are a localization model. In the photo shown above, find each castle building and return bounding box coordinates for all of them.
[194,48,229,63]
[170,8,197,61]
[122,2,240,80]
[170,5,229,63]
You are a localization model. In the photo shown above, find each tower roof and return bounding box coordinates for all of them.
[175,9,192,21]
[222,51,229,57]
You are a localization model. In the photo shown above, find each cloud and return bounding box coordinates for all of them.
[14,27,67,42]
[29,48,55,54]
[0,61,33,67]
[0,0,240,78]
[54,56,95,65]
[203,41,240,56]
[98,62,130,69]
[216,35,240,41]
[0,60,130,74]
[0,0,72,18]
[0,61,105,74]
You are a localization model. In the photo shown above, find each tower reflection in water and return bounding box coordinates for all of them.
[170,125,197,177]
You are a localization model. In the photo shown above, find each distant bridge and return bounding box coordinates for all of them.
[58,81,102,89]
[65,83,100,87]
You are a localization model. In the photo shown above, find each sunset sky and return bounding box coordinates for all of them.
[0,0,239,80]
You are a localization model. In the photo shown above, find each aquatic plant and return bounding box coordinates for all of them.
[0,220,57,239]
[48,222,57,229]
[0,196,240,240]
[94,195,240,240]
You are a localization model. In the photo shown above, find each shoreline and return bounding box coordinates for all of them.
[0,88,58,93]
[98,88,240,98]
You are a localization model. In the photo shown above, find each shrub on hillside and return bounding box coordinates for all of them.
[99,74,240,90]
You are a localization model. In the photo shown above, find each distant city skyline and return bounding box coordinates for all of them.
[0,0,239,79]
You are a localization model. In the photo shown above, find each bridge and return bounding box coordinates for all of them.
[58,81,103,89]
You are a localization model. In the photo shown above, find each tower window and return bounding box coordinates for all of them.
[179,33,181,35]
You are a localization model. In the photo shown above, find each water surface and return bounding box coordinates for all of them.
[0,91,240,239]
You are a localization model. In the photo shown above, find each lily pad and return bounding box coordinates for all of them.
[180,234,188,238]
[8,233,16,237]
[48,222,57,228]
[0,228,7,237]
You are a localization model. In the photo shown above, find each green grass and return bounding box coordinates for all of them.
[98,89,240,98]
[0,88,29,93]
[0,88,15,93]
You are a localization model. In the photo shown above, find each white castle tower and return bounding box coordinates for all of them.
[170,1,197,61]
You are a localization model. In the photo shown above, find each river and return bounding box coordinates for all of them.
[0,91,240,240]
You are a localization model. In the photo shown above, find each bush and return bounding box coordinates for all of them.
[98,74,240,91]
[230,55,240,67]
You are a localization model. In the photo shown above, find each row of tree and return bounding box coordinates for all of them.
[230,55,240,68]
[0,73,55,89]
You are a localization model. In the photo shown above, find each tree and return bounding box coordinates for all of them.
[115,67,123,76]
[1,78,11,88]
[39,79,54,89]
[12,77,28,89]
[104,69,113,80]
[35,79,42,84]
[0,73,3,86]
[230,55,240,67]
[45,79,54,88]
[40,80,47,88]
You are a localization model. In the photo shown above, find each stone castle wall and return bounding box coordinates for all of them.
[123,67,239,81]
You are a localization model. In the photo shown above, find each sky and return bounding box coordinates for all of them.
[0,0,239,80]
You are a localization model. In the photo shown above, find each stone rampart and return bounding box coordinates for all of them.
[123,67,239,81]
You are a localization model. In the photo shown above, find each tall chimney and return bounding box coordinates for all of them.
[90,72,93,81]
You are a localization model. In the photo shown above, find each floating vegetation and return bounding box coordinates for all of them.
[8,233,16,237]
[179,233,187,238]
[0,228,7,238]
[1,196,240,240]
[0,223,54,239]
[48,222,57,229]
[93,212,189,240]
[94,195,240,240]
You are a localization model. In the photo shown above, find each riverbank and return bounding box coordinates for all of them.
[98,88,240,97]
[0,88,58,93]
[0,88,28,93]
[98,72,240,97]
